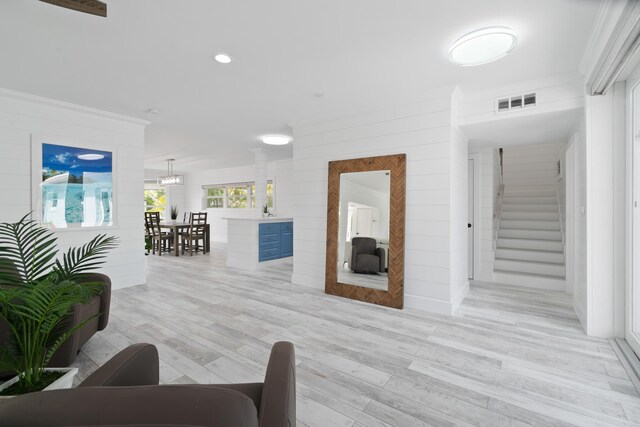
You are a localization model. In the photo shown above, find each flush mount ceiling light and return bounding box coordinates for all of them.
[77,153,104,161]
[214,53,232,64]
[448,26,517,66]
[158,159,184,186]
[261,135,291,146]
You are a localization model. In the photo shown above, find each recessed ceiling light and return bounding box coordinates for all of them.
[214,53,232,64]
[145,108,160,115]
[313,93,324,98]
[448,27,517,66]
[77,154,104,161]
[262,135,291,146]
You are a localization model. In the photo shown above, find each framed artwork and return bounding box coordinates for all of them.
[34,139,114,229]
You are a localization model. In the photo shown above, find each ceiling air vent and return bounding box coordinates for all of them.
[495,92,536,113]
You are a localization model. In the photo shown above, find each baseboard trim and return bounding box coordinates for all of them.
[493,271,565,291]
[610,338,640,394]
[405,293,454,315]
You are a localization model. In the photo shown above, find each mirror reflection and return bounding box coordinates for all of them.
[337,170,390,291]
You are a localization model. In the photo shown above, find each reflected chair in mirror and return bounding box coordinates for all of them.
[349,237,385,274]
[181,212,207,256]
[144,212,174,256]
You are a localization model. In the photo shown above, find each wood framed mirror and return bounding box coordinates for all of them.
[325,154,406,309]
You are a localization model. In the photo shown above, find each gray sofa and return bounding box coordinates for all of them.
[0,341,297,427]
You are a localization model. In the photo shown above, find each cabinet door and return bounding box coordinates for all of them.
[259,223,281,261]
[281,222,293,257]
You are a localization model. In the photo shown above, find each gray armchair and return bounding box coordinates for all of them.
[0,342,297,427]
[349,237,385,274]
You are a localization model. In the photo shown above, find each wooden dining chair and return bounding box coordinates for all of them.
[144,212,173,256]
[180,212,207,256]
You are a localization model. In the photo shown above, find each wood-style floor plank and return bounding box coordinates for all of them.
[71,245,640,426]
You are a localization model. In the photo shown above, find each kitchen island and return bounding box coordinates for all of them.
[224,217,293,271]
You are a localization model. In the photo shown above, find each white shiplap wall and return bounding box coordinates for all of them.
[184,159,293,243]
[0,89,147,290]
[450,92,469,309]
[292,87,468,314]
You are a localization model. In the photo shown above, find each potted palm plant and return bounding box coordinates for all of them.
[0,213,117,396]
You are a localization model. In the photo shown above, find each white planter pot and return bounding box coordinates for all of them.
[0,367,78,398]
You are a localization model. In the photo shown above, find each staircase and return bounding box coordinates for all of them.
[494,187,566,290]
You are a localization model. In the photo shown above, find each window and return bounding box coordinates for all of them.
[227,185,249,209]
[203,180,274,209]
[251,181,274,209]
[144,188,166,217]
[205,187,224,208]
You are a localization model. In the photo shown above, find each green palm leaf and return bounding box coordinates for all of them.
[0,213,58,285]
[53,234,117,282]
[0,213,117,392]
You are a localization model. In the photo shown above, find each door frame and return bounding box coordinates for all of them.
[565,141,576,295]
[626,66,640,355]
[468,154,481,281]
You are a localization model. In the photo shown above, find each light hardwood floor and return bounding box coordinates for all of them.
[72,244,640,426]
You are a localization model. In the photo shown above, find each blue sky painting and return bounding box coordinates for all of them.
[42,143,112,181]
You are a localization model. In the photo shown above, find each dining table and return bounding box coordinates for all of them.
[159,221,211,256]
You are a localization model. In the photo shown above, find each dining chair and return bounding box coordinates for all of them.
[144,212,174,256]
[182,211,192,223]
[181,212,207,256]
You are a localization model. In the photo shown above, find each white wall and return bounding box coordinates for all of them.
[0,89,147,290]
[165,184,186,220]
[183,159,293,243]
[291,86,468,314]
[450,92,469,310]
[565,82,626,338]
[582,81,626,337]
[570,115,588,326]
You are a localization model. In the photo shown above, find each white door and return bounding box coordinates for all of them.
[468,159,474,280]
[355,207,373,237]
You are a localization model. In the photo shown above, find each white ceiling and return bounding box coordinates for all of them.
[0,0,601,172]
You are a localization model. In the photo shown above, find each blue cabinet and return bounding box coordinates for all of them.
[281,222,293,257]
[259,222,293,262]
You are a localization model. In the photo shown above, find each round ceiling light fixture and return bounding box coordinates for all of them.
[262,135,291,146]
[448,26,517,66]
[214,53,232,64]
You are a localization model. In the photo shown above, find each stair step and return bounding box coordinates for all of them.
[500,219,560,230]
[495,248,564,263]
[497,238,564,251]
[503,196,557,204]
[502,204,558,212]
[492,271,566,291]
[499,228,562,240]
[494,259,565,277]
[501,211,559,220]
[503,189,557,197]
